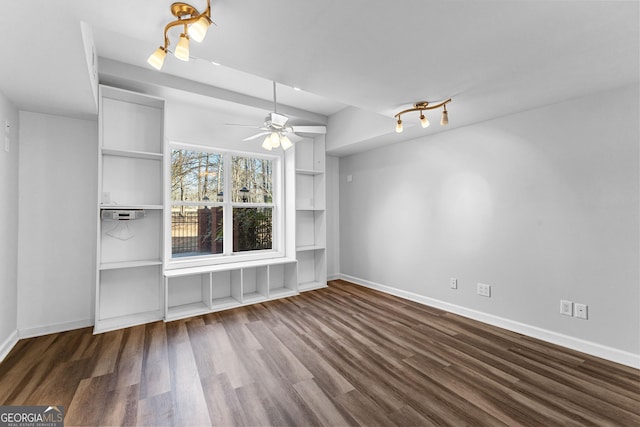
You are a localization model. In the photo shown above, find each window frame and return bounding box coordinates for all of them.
[165,141,284,269]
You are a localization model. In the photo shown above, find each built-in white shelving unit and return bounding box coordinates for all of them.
[164,258,298,321]
[295,136,327,291]
[95,85,165,334]
[94,86,320,332]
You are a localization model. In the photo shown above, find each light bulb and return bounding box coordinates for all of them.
[174,33,190,61]
[269,132,280,148]
[420,113,430,128]
[280,135,293,150]
[262,137,272,151]
[147,47,167,70]
[441,109,449,126]
[189,15,212,42]
[395,118,403,133]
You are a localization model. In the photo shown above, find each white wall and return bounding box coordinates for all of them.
[0,91,19,360]
[17,112,97,336]
[339,84,639,365]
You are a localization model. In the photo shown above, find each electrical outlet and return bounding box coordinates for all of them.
[574,303,588,320]
[560,300,573,316]
[477,283,491,297]
[450,278,458,289]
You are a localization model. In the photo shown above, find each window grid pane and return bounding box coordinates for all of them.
[171,149,224,202]
[171,205,223,257]
[232,156,273,204]
[233,207,273,252]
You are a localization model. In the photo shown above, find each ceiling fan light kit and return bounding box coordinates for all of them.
[147,0,213,70]
[394,99,451,133]
[228,82,327,152]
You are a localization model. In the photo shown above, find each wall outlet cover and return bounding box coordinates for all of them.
[477,283,491,297]
[574,303,588,320]
[450,278,458,289]
[560,300,573,316]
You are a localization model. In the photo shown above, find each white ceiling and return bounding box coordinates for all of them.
[0,0,637,155]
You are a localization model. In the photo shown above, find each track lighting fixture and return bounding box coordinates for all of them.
[394,99,451,133]
[147,0,213,70]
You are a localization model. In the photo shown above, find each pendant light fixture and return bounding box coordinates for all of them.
[147,0,214,70]
[394,99,451,133]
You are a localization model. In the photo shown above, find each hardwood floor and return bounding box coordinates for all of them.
[1,279,638,426]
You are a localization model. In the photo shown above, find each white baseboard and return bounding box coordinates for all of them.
[328,274,341,281]
[0,329,19,363]
[339,274,640,369]
[19,318,94,340]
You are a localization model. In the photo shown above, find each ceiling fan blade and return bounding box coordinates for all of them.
[291,125,327,134]
[226,123,263,129]
[242,131,271,141]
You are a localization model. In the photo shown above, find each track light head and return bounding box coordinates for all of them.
[441,107,449,126]
[174,33,190,61]
[147,46,167,70]
[395,117,403,133]
[419,113,430,128]
[189,15,212,42]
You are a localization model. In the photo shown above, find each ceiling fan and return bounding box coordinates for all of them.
[228,82,326,151]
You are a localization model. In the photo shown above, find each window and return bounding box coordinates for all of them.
[169,145,279,264]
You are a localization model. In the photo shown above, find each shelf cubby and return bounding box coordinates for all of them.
[296,210,326,249]
[98,265,163,326]
[166,272,211,321]
[211,270,242,310]
[268,262,298,298]
[100,209,162,265]
[242,266,268,303]
[297,249,327,292]
[101,155,162,206]
[101,93,163,154]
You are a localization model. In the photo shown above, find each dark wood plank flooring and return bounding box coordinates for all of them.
[1,280,638,426]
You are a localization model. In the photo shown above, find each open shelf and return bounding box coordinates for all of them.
[100,259,163,270]
[101,148,163,160]
[102,155,162,206]
[298,281,327,292]
[94,309,163,334]
[295,173,325,210]
[242,266,268,303]
[166,272,211,321]
[166,301,210,321]
[268,262,298,298]
[101,90,164,154]
[211,270,242,310]
[100,209,162,265]
[296,210,326,248]
[295,169,323,176]
[98,265,163,324]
